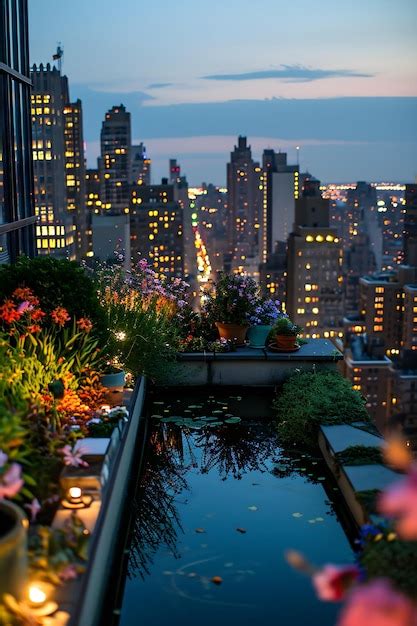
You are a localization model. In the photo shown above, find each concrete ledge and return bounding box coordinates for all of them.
[319,424,400,527]
[68,376,147,626]
[168,339,342,386]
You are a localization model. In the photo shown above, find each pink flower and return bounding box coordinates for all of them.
[0,463,24,499]
[313,564,360,601]
[59,563,78,581]
[379,463,417,539]
[59,445,89,468]
[24,498,41,523]
[338,579,417,626]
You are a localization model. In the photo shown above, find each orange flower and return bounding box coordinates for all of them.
[77,317,93,333]
[30,308,46,322]
[12,287,39,306]
[0,299,21,324]
[27,324,42,334]
[51,306,71,327]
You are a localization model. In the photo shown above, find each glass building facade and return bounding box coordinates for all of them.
[0,0,35,263]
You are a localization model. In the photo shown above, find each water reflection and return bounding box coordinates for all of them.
[128,420,280,579]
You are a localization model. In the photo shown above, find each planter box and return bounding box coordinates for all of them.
[168,339,342,386]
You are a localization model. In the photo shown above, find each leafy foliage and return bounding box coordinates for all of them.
[360,533,417,599]
[273,316,302,336]
[273,370,370,450]
[336,445,383,466]
[0,256,106,338]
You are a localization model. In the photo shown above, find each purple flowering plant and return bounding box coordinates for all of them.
[204,273,259,325]
[249,299,285,326]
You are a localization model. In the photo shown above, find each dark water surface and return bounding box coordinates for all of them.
[118,390,353,626]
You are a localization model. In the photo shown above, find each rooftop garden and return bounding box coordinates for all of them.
[0,257,415,625]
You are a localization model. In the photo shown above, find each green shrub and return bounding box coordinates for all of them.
[336,445,383,466]
[356,489,381,515]
[273,370,370,450]
[0,256,106,338]
[361,535,417,599]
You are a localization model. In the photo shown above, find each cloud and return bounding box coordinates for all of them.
[147,82,174,89]
[202,64,373,83]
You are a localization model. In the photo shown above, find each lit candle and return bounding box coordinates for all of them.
[28,584,47,607]
[68,486,82,503]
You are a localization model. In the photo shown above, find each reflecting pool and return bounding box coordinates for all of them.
[118,390,353,626]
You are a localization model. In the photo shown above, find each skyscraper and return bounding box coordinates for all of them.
[286,178,344,337]
[99,105,131,215]
[261,150,299,262]
[226,136,262,274]
[31,63,77,259]
[0,0,36,264]
[130,179,184,278]
[63,100,87,256]
[404,184,417,266]
[131,143,151,186]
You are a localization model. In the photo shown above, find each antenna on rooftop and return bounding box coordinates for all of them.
[296,145,300,167]
[52,43,64,73]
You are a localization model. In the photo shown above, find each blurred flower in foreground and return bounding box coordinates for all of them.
[383,436,413,471]
[338,579,417,626]
[313,564,360,602]
[379,463,417,540]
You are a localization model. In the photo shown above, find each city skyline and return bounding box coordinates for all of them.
[29,0,417,184]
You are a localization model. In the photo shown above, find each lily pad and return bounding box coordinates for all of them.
[195,528,206,533]
[248,506,258,512]
[212,410,224,416]
[292,512,303,518]
[225,417,241,424]
[151,414,163,419]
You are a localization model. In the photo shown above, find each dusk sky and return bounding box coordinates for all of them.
[29,0,417,185]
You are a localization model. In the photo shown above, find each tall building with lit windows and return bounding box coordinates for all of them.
[0,0,36,264]
[286,178,344,337]
[261,150,299,262]
[63,100,87,256]
[131,143,151,186]
[226,136,262,274]
[129,179,184,278]
[99,105,131,215]
[31,63,77,259]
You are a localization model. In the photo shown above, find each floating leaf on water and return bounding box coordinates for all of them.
[274,464,287,472]
[211,576,223,585]
[208,421,223,427]
[236,527,247,534]
[224,562,234,568]
[292,512,303,518]
[212,410,223,415]
[201,416,218,422]
[151,414,163,419]
[188,405,200,410]
[317,477,326,481]
[315,517,324,522]
[308,519,316,524]
[225,417,241,424]
[163,570,173,575]
[195,528,206,533]
[188,572,198,578]
[161,416,181,423]
[248,506,258,511]
[153,401,164,406]
[312,462,318,465]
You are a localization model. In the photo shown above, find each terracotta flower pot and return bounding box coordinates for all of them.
[0,501,28,599]
[215,322,249,346]
[275,334,298,351]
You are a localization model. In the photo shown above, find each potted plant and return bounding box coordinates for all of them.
[205,273,258,346]
[0,500,28,599]
[101,363,126,391]
[272,317,302,351]
[247,299,283,348]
